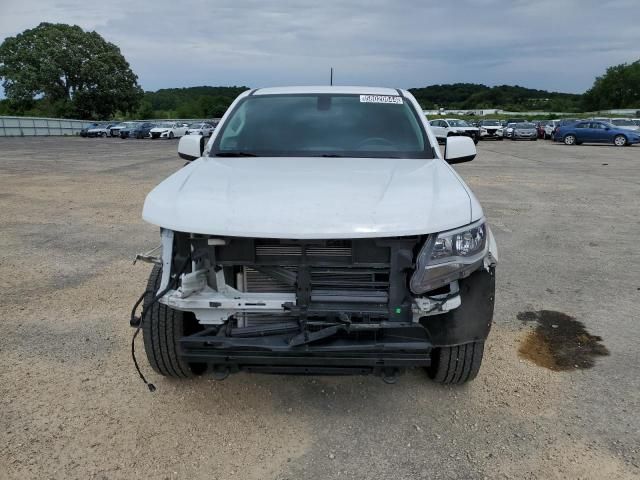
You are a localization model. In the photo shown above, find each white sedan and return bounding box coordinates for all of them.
[150,122,189,139]
[185,122,215,137]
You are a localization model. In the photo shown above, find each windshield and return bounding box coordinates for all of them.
[447,119,469,127]
[189,123,205,128]
[211,93,432,158]
[480,121,500,126]
[611,119,634,126]
[157,122,174,128]
[517,123,536,129]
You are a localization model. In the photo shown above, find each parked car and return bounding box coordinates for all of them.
[133,86,498,387]
[534,121,548,139]
[477,120,503,140]
[550,119,578,140]
[429,118,480,144]
[80,122,100,137]
[609,118,640,132]
[120,122,156,139]
[150,122,189,139]
[544,120,560,139]
[503,123,517,138]
[119,122,141,139]
[554,120,640,146]
[510,122,538,141]
[185,122,215,137]
[87,123,116,138]
[110,122,136,137]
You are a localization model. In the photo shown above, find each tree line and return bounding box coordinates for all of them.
[409,83,583,112]
[1,23,639,120]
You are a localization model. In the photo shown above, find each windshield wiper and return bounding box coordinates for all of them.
[319,154,343,157]
[214,152,259,157]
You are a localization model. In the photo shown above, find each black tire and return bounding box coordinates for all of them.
[141,264,196,378]
[497,137,503,141]
[563,134,576,145]
[427,341,485,385]
[169,131,174,139]
[101,132,106,138]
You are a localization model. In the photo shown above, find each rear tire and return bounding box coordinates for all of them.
[141,264,200,378]
[427,341,485,385]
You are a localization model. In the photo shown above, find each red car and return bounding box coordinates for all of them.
[535,121,548,139]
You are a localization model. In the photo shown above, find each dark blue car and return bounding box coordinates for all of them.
[555,120,640,146]
[120,122,156,139]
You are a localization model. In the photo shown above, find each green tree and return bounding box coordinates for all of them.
[0,22,142,119]
[583,60,640,110]
[136,99,154,119]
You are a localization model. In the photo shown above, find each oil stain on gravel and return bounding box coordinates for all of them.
[517,310,609,371]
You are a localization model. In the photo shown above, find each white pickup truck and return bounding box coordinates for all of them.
[132,86,498,387]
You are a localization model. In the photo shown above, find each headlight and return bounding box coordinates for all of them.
[410,220,488,294]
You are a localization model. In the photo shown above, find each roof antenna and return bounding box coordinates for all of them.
[330,67,333,86]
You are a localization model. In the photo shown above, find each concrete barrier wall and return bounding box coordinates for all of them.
[0,117,222,137]
[0,116,89,136]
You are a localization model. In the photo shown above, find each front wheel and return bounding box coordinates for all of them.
[427,341,485,384]
[141,265,203,378]
[169,132,174,139]
[614,135,627,147]
[563,134,576,145]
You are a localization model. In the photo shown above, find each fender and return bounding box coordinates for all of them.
[419,267,495,347]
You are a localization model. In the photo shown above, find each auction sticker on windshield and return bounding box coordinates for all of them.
[360,95,403,104]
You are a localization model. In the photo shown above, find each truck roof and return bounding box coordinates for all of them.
[253,86,403,96]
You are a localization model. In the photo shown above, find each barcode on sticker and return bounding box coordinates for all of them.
[359,95,403,104]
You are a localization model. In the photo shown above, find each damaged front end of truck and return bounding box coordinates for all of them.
[133,221,496,383]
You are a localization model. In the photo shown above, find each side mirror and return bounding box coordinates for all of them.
[178,135,205,161]
[444,136,476,164]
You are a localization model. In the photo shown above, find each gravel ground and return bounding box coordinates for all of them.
[0,136,638,479]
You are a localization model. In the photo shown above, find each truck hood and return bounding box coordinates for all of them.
[143,157,476,239]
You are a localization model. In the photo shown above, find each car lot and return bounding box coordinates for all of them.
[0,137,639,479]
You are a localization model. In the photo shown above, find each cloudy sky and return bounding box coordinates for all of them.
[1,0,639,94]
